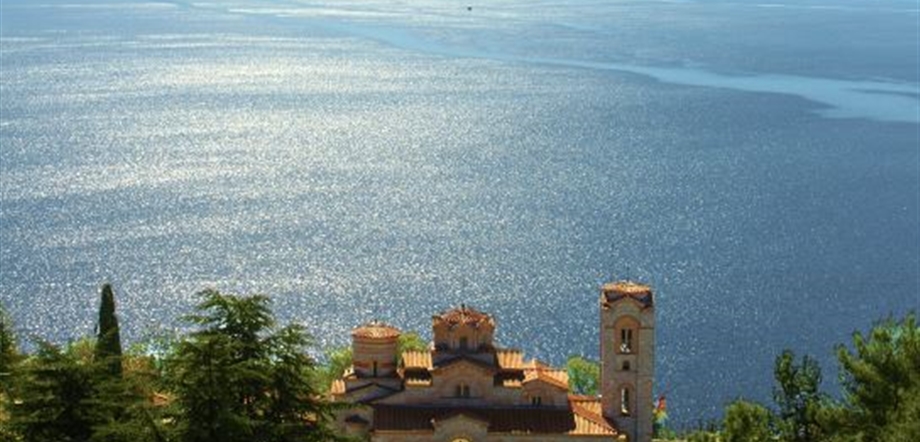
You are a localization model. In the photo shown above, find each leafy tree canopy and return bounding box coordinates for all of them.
[167,289,345,442]
[831,312,920,442]
[723,399,772,442]
[774,349,825,442]
[566,355,600,396]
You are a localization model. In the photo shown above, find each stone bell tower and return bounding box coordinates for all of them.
[600,280,655,442]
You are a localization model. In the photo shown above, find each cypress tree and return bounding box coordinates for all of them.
[95,283,123,377]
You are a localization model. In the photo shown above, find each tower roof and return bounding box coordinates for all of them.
[352,321,401,339]
[601,281,654,308]
[432,304,494,329]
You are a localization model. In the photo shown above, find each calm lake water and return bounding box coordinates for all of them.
[1,0,918,426]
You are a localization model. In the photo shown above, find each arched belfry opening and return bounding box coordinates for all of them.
[600,280,655,442]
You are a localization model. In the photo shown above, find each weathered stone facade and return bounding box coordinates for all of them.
[332,281,655,442]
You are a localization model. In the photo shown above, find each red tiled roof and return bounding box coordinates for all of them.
[569,398,618,436]
[602,280,654,308]
[523,367,570,391]
[495,349,524,370]
[401,350,432,370]
[352,321,401,339]
[432,304,494,328]
[372,404,617,436]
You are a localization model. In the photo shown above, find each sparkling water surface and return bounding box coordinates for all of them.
[1,0,918,426]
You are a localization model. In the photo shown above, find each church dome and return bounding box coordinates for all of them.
[432,304,494,329]
[352,321,401,340]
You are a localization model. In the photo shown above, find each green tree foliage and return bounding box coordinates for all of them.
[8,341,97,442]
[0,303,20,441]
[94,284,123,377]
[723,399,772,442]
[565,355,600,396]
[686,430,721,442]
[87,353,166,442]
[166,289,345,442]
[88,283,169,442]
[397,332,428,354]
[1,303,18,393]
[317,346,352,393]
[773,349,825,442]
[828,312,920,442]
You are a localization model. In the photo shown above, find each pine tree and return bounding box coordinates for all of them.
[95,283,123,377]
[0,303,18,394]
[1,303,21,441]
[831,313,920,442]
[8,342,96,442]
[723,399,773,442]
[773,350,825,442]
[167,289,347,442]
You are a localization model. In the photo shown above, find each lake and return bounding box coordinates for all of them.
[1,0,918,427]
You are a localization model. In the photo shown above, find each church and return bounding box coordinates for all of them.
[331,280,656,442]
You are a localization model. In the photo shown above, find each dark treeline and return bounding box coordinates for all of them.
[0,285,348,442]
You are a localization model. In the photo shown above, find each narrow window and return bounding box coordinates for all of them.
[622,360,631,371]
[620,388,631,415]
[456,383,470,398]
[462,384,470,397]
[531,396,542,406]
[620,329,634,353]
[459,336,469,350]
[373,361,378,377]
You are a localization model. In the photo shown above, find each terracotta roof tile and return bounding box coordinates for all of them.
[569,397,617,435]
[352,321,401,339]
[602,281,654,309]
[569,395,604,415]
[523,368,570,391]
[401,350,432,370]
[495,349,524,370]
[432,305,494,328]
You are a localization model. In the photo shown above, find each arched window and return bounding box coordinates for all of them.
[614,316,639,354]
[620,387,631,415]
[455,383,470,398]
[620,328,634,353]
[531,396,542,406]
[459,336,469,350]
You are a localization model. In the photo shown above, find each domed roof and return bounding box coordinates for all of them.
[432,304,494,329]
[352,321,401,339]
